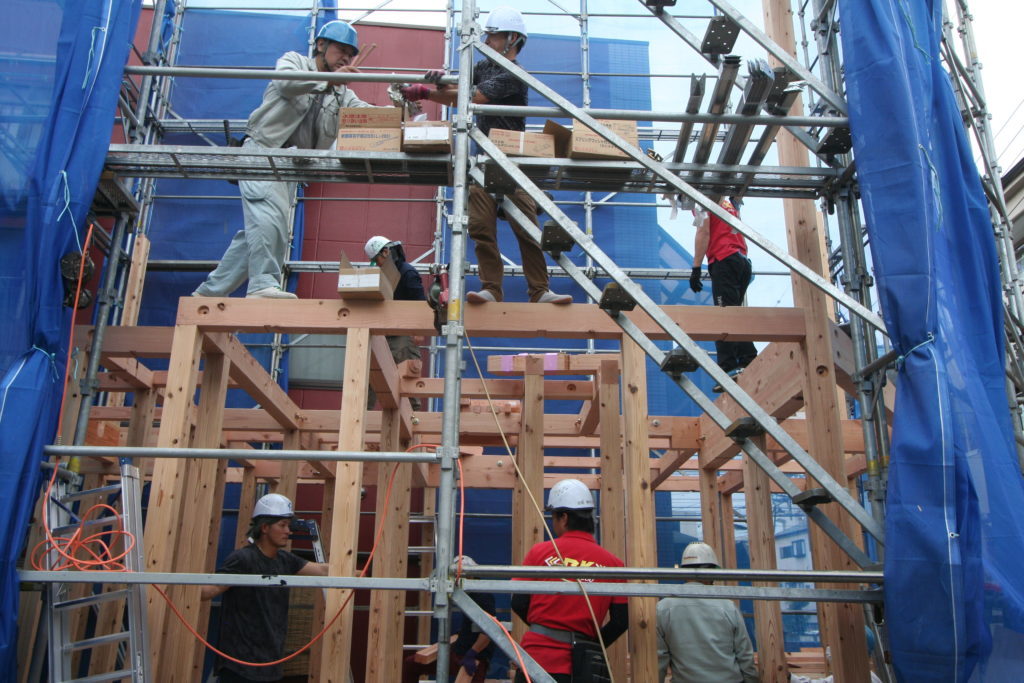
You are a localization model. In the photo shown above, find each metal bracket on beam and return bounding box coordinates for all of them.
[540,219,576,258]
[793,487,834,510]
[660,348,700,377]
[598,282,637,317]
[724,416,766,441]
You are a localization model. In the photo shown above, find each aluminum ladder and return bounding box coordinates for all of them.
[44,460,150,682]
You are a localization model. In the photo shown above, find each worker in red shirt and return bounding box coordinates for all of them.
[689,198,758,391]
[511,479,629,683]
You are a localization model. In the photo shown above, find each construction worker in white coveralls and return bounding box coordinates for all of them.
[194,21,386,299]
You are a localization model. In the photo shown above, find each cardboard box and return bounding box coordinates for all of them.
[402,120,452,153]
[337,107,404,152]
[339,107,403,129]
[337,250,399,300]
[543,118,639,160]
[336,128,402,152]
[487,128,556,157]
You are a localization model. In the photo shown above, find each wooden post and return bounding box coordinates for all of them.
[319,326,371,683]
[120,233,150,327]
[309,476,336,683]
[164,349,231,680]
[621,338,658,683]
[143,324,202,675]
[511,356,545,641]
[743,436,787,682]
[761,0,870,675]
[721,494,737,575]
[277,431,301,551]
[596,359,628,683]
[365,407,412,683]
[699,465,724,559]
[234,465,258,549]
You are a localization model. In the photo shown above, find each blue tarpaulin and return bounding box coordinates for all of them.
[839,0,1024,679]
[0,0,142,678]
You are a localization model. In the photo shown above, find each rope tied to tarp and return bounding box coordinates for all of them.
[55,171,82,252]
[83,25,108,89]
[896,332,935,371]
[31,345,60,383]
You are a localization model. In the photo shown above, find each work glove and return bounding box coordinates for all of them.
[424,69,446,84]
[689,266,703,293]
[400,84,431,102]
[461,649,479,675]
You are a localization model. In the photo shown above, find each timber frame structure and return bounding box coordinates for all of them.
[17,1,1020,682]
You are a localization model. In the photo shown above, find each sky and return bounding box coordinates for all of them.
[185,0,1022,313]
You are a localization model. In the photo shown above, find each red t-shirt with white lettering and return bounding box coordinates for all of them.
[706,199,747,263]
[515,530,627,675]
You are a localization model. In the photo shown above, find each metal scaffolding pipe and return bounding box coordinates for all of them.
[470,103,847,127]
[462,565,882,583]
[43,445,439,463]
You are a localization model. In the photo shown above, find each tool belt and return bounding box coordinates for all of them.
[528,625,611,683]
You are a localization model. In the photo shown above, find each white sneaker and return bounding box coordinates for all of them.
[247,287,297,299]
[467,290,497,303]
[537,290,572,304]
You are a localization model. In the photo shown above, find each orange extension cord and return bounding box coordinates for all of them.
[31,223,137,575]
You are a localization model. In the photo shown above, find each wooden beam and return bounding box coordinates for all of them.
[234,465,258,549]
[621,339,659,683]
[176,298,807,341]
[762,0,869,675]
[402,376,595,401]
[320,326,371,683]
[164,350,231,680]
[100,355,154,390]
[143,324,201,677]
[121,233,150,326]
[596,359,628,683]
[368,334,414,440]
[698,342,805,470]
[487,352,620,375]
[720,494,737,573]
[744,435,788,682]
[365,406,411,683]
[511,356,546,643]
[201,332,304,430]
[698,467,725,562]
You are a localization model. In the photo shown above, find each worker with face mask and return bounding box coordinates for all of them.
[364,235,426,410]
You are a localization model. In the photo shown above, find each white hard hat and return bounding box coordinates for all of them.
[452,555,477,571]
[483,6,527,46]
[364,235,394,260]
[679,542,720,568]
[546,478,594,510]
[253,493,294,519]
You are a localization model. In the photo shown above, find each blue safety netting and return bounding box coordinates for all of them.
[0,0,142,678]
[839,0,1024,680]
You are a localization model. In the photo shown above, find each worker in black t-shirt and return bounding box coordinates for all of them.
[201,493,328,683]
[400,6,572,306]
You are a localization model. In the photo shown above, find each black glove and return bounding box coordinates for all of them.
[689,266,703,293]
[461,649,479,675]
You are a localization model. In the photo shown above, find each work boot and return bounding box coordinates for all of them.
[536,290,572,304]
[247,287,297,299]
[712,367,743,393]
[467,290,497,303]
